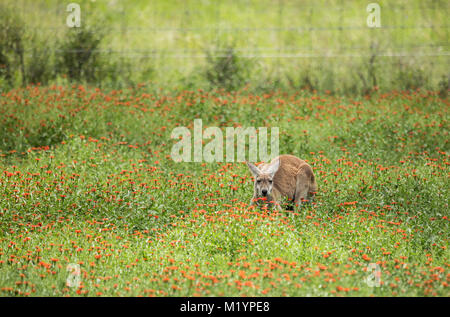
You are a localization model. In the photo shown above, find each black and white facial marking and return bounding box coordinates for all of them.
[254,173,274,197]
[246,159,280,198]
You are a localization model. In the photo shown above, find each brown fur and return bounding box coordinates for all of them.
[247,154,317,210]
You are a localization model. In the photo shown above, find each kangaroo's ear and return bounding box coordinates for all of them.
[267,158,280,177]
[246,161,261,177]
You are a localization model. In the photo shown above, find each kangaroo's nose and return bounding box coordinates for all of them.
[262,189,268,196]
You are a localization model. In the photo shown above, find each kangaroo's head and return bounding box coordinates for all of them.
[246,159,280,198]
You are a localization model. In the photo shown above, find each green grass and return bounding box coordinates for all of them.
[0,84,448,296]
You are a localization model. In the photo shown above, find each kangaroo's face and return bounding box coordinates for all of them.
[254,173,274,197]
[246,159,280,198]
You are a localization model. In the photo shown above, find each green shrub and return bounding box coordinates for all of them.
[0,4,26,87]
[205,44,251,91]
[354,45,379,95]
[107,56,155,88]
[286,65,319,92]
[56,25,104,83]
[394,61,429,91]
[25,35,53,85]
[438,74,448,98]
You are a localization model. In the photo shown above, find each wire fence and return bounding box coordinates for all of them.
[4,0,449,90]
[14,0,449,59]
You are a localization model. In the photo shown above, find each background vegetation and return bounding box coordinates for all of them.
[0,0,448,94]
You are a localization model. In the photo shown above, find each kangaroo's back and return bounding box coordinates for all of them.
[265,155,308,199]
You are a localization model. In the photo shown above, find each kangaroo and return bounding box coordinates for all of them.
[246,154,317,211]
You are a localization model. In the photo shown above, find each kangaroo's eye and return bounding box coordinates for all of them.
[269,180,273,183]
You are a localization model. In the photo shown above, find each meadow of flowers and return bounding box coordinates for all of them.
[0,84,448,296]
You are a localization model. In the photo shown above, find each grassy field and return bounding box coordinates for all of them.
[1,0,449,92]
[0,84,448,296]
